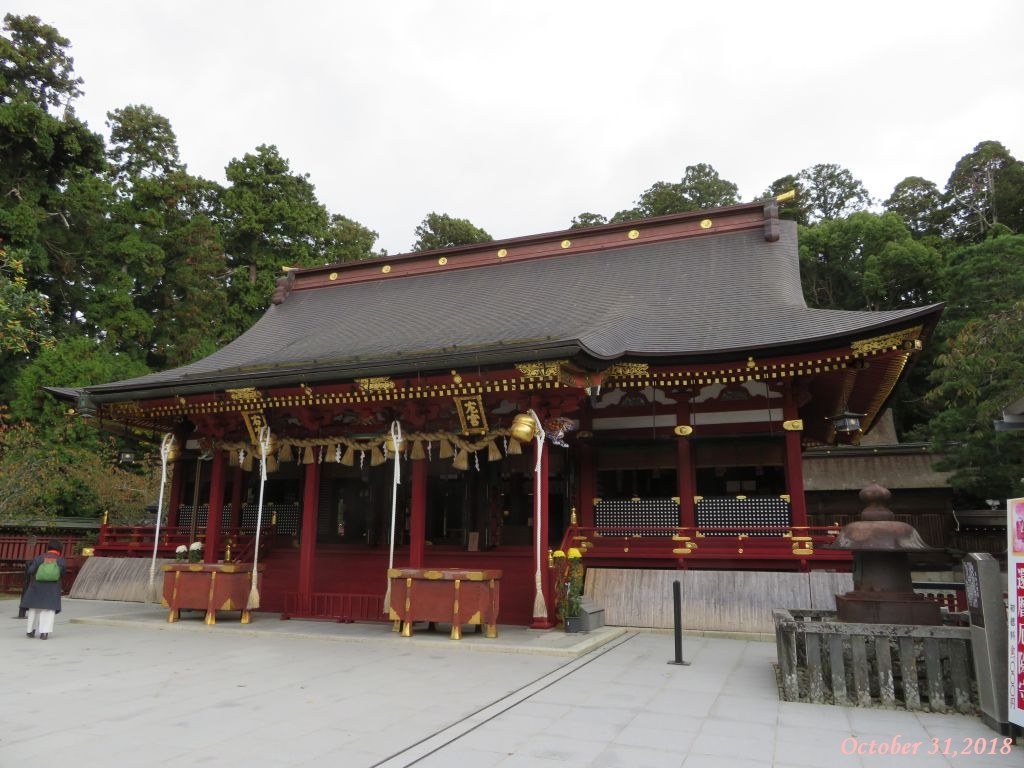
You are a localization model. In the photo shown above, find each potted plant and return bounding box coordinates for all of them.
[175,545,188,562]
[552,547,585,632]
[188,541,203,563]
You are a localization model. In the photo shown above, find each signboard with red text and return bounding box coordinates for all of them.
[1009,497,1024,727]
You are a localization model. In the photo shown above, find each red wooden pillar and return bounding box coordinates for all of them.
[298,460,321,610]
[676,393,696,528]
[168,457,185,528]
[229,466,244,530]
[577,405,595,528]
[168,428,189,528]
[204,450,226,563]
[408,458,427,567]
[677,438,696,528]
[531,443,555,629]
[783,384,809,527]
[578,442,596,528]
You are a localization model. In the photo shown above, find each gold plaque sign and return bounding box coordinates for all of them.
[453,394,488,435]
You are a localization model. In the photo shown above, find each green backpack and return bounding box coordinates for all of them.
[36,555,60,583]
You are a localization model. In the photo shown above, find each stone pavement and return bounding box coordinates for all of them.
[0,597,1017,767]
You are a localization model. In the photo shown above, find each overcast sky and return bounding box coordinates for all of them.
[7,1,1023,254]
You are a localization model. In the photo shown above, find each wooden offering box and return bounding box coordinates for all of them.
[161,563,264,625]
[388,567,502,639]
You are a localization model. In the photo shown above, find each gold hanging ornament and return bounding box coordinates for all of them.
[439,438,454,459]
[487,439,503,462]
[340,446,355,466]
[510,413,538,443]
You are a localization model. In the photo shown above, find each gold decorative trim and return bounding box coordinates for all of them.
[356,376,395,393]
[850,326,922,356]
[515,361,564,378]
[673,425,693,437]
[605,362,649,378]
[382,265,391,274]
[329,272,338,281]
[560,239,572,249]
[700,219,713,229]
[497,248,508,258]
[108,400,143,415]
[226,387,261,403]
[437,257,448,266]
[782,419,804,431]
[627,229,640,240]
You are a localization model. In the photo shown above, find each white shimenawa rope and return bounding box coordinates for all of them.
[148,433,175,599]
[247,425,271,609]
[383,420,403,613]
[529,409,548,620]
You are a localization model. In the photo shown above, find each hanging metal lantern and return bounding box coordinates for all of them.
[829,410,865,434]
[510,413,538,443]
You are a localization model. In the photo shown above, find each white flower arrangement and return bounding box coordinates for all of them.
[175,544,188,562]
[188,541,203,563]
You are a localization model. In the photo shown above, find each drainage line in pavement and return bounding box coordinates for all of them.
[370,630,639,768]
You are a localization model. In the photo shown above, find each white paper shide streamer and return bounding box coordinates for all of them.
[147,433,176,601]
[529,409,548,620]
[247,425,272,610]
[383,420,403,614]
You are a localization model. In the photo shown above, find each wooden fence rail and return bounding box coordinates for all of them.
[773,608,975,714]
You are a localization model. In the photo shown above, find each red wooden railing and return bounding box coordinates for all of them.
[0,536,87,594]
[558,522,849,570]
[94,524,275,562]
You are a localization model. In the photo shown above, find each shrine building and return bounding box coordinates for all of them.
[56,198,944,626]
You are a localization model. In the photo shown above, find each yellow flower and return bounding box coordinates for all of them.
[552,550,566,558]
[567,547,582,559]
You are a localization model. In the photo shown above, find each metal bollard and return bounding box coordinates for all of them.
[668,579,690,666]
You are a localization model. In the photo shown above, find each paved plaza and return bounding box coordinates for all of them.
[1,597,1017,767]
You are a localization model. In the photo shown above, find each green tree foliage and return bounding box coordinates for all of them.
[795,163,872,223]
[10,336,150,437]
[611,163,739,222]
[0,14,107,340]
[0,339,154,521]
[913,235,1024,498]
[102,105,228,368]
[945,140,1024,242]
[0,413,159,522]
[106,103,181,185]
[411,212,491,251]
[0,13,109,405]
[569,212,608,229]
[323,213,381,262]
[762,174,806,223]
[883,176,951,239]
[798,211,945,311]
[922,299,1024,500]
[219,144,333,337]
[0,244,53,358]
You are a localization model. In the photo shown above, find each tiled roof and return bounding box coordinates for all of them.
[79,209,942,400]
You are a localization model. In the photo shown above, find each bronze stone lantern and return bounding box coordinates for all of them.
[832,483,941,625]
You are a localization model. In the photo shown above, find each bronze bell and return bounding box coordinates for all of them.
[510,413,537,443]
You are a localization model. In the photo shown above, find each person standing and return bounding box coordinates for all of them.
[23,540,66,640]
